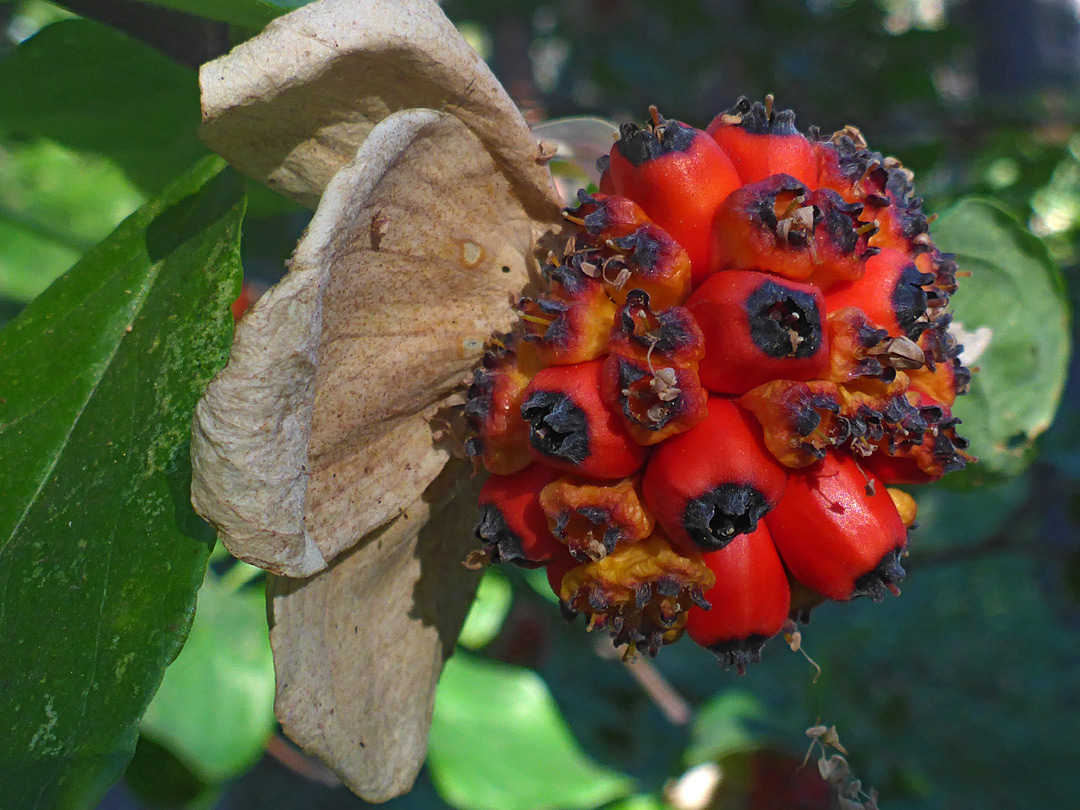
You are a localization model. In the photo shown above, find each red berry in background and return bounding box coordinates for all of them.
[607,108,741,285]
[231,280,266,321]
[643,397,787,554]
[688,270,830,395]
[707,95,817,187]
[475,464,566,566]
[684,523,791,671]
[521,360,649,479]
[765,453,907,601]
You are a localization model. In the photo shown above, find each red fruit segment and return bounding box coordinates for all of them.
[607,290,705,366]
[567,191,652,239]
[825,307,905,384]
[475,464,565,566]
[824,248,935,340]
[602,291,709,444]
[887,487,918,527]
[813,129,931,257]
[688,270,830,395]
[564,193,692,309]
[521,360,650,479]
[862,394,973,483]
[538,475,654,561]
[550,533,715,656]
[707,96,817,186]
[607,109,741,286]
[684,523,791,671]
[464,341,537,475]
[518,264,617,366]
[643,397,787,554]
[738,380,845,468]
[708,174,877,288]
[601,354,708,445]
[765,454,907,601]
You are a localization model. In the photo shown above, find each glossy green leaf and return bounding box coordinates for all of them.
[133,0,307,29]
[0,156,244,809]
[0,19,206,192]
[933,198,1071,482]
[140,563,274,784]
[458,569,513,650]
[0,138,145,303]
[428,654,634,810]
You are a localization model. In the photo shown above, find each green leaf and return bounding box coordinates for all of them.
[0,138,145,303]
[602,796,670,810]
[684,690,765,766]
[428,654,634,810]
[0,156,245,809]
[140,563,275,784]
[933,198,1071,481]
[0,19,206,192]
[458,569,513,650]
[133,0,307,29]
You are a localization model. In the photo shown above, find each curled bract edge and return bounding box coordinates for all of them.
[189,0,563,800]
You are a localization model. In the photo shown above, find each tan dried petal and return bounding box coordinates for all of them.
[269,460,481,800]
[200,0,557,217]
[192,108,555,576]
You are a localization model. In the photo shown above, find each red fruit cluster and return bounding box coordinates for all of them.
[466,97,972,667]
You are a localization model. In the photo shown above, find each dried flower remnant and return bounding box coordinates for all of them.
[467,94,972,666]
[189,0,565,800]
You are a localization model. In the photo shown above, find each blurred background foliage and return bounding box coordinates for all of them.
[2,0,1079,808]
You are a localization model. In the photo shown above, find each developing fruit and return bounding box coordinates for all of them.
[475,464,566,566]
[684,523,791,672]
[765,453,907,601]
[643,397,787,554]
[688,270,830,394]
[466,96,972,664]
[604,107,741,285]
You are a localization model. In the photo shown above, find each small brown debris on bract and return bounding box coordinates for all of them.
[369,210,389,250]
[189,0,564,800]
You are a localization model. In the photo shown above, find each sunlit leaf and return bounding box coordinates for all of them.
[428,654,634,810]
[458,569,514,650]
[140,564,275,784]
[0,138,144,303]
[0,156,244,807]
[933,198,1071,482]
[0,19,206,192]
